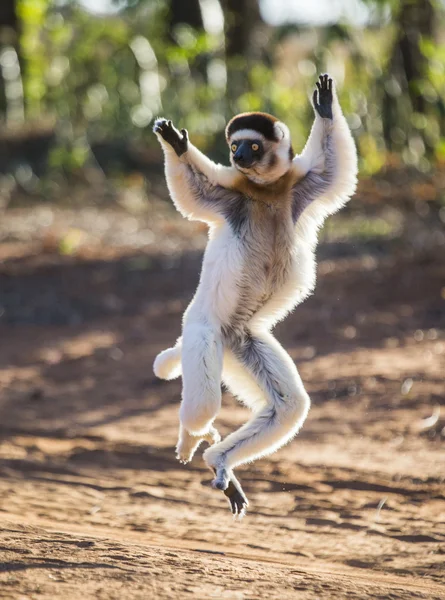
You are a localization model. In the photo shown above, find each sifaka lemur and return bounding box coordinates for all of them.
[152,74,357,517]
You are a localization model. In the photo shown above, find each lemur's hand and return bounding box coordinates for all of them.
[153,118,188,156]
[313,74,333,120]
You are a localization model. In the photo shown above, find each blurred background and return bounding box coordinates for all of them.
[0,1,442,338]
[0,0,443,326]
[1,0,445,187]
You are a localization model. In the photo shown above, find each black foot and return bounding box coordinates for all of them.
[313,74,333,120]
[224,478,249,517]
[153,118,188,156]
[212,468,248,517]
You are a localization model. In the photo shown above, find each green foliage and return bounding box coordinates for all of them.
[322,214,399,242]
[49,138,89,172]
[12,0,445,176]
[17,0,49,114]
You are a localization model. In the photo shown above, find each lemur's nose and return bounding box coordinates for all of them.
[233,141,253,166]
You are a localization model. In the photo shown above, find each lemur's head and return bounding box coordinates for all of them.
[225,112,293,184]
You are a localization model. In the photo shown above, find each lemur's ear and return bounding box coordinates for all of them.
[274,121,290,143]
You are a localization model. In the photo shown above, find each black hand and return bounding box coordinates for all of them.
[313,74,333,120]
[153,118,189,157]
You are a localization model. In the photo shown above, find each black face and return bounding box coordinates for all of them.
[231,139,263,168]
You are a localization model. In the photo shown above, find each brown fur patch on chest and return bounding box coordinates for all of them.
[233,170,298,209]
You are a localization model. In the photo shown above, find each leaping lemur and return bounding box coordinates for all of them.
[153,74,357,517]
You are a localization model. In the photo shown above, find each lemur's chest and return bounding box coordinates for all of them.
[240,198,295,290]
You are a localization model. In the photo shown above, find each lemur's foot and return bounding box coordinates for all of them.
[212,468,249,518]
[153,118,188,157]
[176,426,220,464]
[204,427,221,446]
[224,477,249,518]
[313,74,333,120]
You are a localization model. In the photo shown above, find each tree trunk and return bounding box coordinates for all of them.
[0,0,20,119]
[398,0,434,115]
[382,0,437,153]
[167,0,207,82]
[220,0,267,105]
[169,0,204,32]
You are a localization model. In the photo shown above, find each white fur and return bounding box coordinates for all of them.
[271,121,294,183]
[153,340,182,380]
[249,243,316,331]
[185,143,240,189]
[154,81,357,498]
[179,320,223,436]
[222,349,267,411]
[155,129,239,223]
[230,129,266,142]
[274,120,291,142]
[204,331,310,469]
[190,224,245,327]
[292,85,358,247]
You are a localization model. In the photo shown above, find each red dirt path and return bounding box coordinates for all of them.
[0,190,444,599]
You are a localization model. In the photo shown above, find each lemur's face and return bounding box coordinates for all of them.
[230,137,264,170]
[226,112,293,185]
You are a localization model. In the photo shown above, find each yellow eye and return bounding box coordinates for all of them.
[252,143,259,151]
[231,143,237,152]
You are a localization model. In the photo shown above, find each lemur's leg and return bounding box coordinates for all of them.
[203,330,310,491]
[176,320,223,463]
[177,424,221,464]
[154,340,252,514]
[222,348,267,411]
[153,336,222,462]
[206,349,268,517]
[155,341,265,402]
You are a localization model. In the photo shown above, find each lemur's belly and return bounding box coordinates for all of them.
[195,214,297,330]
[227,247,295,331]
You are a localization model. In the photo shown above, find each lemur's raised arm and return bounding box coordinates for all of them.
[154,119,239,224]
[291,75,357,239]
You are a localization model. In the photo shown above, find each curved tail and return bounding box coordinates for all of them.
[153,342,182,380]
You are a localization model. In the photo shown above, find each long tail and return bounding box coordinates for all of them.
[153,343,182,380]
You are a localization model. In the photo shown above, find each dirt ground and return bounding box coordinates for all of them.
[0,173,444,599]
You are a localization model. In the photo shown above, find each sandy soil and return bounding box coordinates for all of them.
[0,188,444,599]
